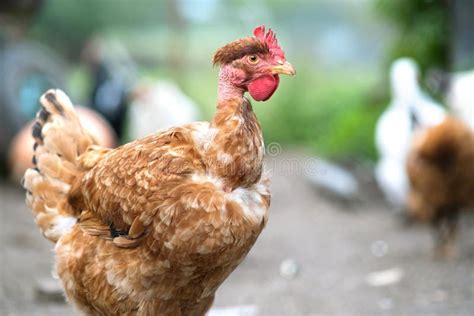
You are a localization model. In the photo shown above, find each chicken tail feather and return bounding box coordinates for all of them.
[22,89,96,243]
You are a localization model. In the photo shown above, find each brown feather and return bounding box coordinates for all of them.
[213,37,269,65]
[407,116,474,256]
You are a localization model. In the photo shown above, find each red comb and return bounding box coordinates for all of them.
[253,25,286,60]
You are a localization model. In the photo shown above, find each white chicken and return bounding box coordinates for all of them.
[375,58,446,209]
[127,80,200,140]
[446,69,474,131]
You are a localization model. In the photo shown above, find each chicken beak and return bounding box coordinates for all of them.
[271,61,296,76]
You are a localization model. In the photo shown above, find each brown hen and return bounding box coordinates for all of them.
[23,26,295,315]
[407,116,474,257]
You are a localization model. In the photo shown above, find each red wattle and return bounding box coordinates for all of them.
[248,75,280,101]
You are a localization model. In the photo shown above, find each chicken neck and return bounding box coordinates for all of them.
[206,69,264,190]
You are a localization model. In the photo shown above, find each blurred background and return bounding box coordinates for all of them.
[1,0,473,315]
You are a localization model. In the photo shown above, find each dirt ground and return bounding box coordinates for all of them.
[1,153,473,316]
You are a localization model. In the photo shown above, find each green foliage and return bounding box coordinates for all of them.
[256,70,380,160]
[375,0,450,73]
[30,0,166,58]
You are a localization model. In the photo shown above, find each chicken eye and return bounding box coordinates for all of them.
[247,55,259,64]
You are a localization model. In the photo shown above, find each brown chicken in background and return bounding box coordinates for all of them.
[22,26,295,315]
[407,116,474,257]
